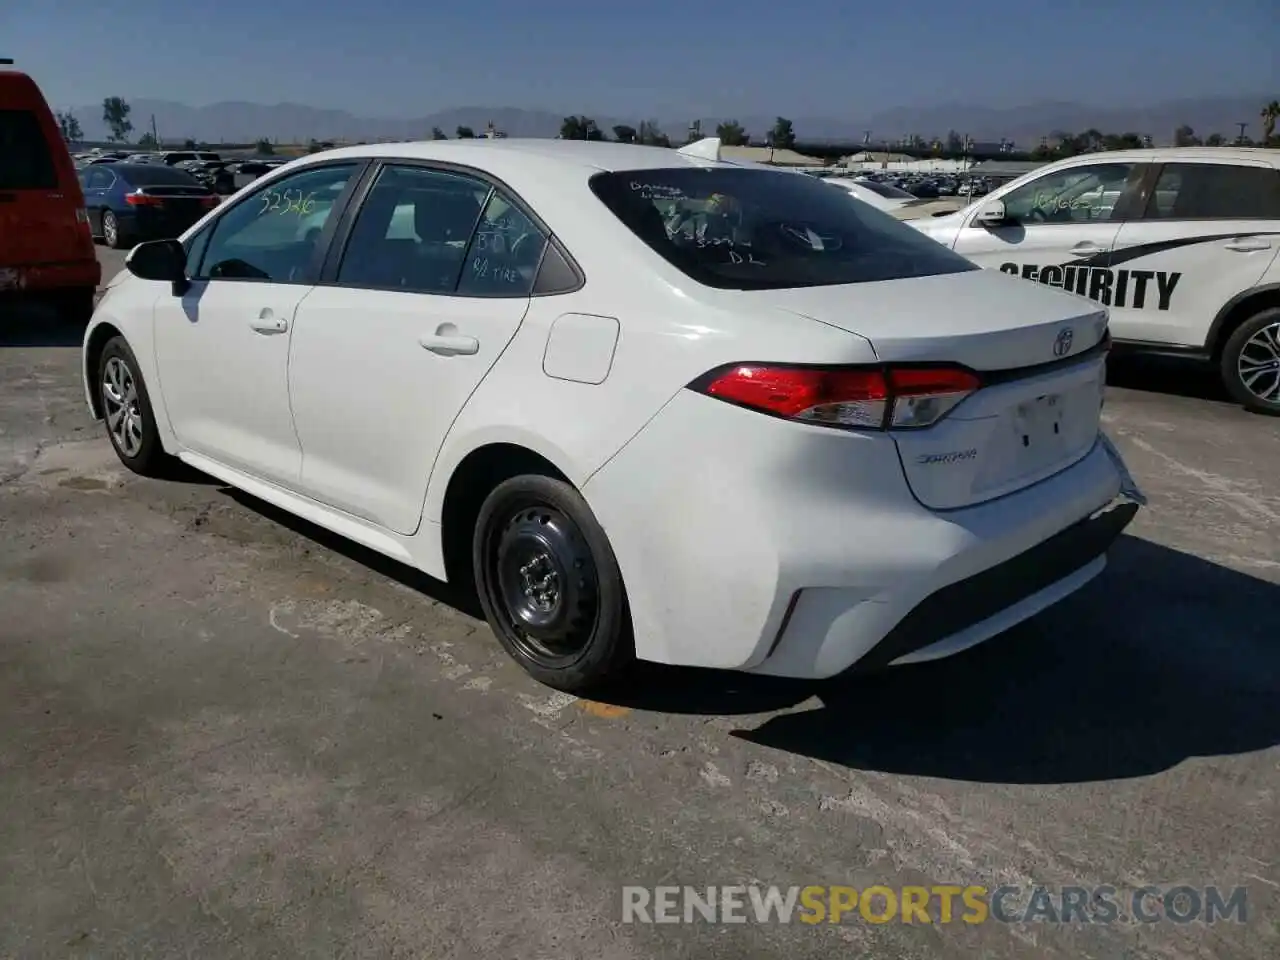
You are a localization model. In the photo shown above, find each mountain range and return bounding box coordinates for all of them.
[63,95,1272,147]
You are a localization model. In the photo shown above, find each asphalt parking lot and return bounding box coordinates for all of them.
[2,247,1277,959]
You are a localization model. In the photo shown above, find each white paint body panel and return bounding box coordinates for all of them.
[82,138,1137,680]
[542,313,620,385]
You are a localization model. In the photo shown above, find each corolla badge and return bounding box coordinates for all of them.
[1053,327,1074,357]
[917,448,978,465]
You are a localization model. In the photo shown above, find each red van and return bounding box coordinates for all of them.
[0,61,101,321]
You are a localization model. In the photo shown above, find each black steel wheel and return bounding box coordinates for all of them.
[473,474,632,692]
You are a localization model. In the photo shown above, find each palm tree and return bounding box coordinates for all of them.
[1261,100,1280,145]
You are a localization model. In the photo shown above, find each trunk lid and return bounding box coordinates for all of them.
[748,269,1110,510]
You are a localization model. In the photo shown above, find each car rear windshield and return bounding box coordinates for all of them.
[0,109,58,190]
[122,165,201,186]
[857,180,918,200]
[589,167,976,290]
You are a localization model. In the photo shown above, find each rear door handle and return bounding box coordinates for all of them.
[1069,242,1108,255]
[419,324,479,356]
[249,309,288,334]
[1223,238,1272,252]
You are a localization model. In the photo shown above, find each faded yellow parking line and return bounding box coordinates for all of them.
[578,700,630,719]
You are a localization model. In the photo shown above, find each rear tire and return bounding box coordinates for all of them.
[97,336,171,476]
[1221,308,1280,416]
[102,210,127,250]
[472,474,633,693]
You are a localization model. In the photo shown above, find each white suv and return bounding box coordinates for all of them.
[913,148,1280,414]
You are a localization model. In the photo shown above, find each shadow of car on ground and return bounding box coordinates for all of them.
[1106,352,1232,404]
[210,483,1280,786]
[0,307,90,349]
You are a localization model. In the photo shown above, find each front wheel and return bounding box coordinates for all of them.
[472,475,633,692]
[1221,308,1280,416]
[97,336,171,476]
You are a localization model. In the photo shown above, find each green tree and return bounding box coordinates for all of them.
[715,120,748,146]
[456,125,475,138]
[136,132,158,150]
[637,120,670,147]
[1205,132,1226,147]
[431,126,448,140]
[255,138,275,155]
[307,138,323,154]
[559,115,602,140]
[768,117,796,149]
[1081,128,1104,152]
[1174,124,1201,147]
[612,124,637,143]
[182,138,197,149]
[1261,100,1279,145]
[54,111,83,142]
[102,96,133,142]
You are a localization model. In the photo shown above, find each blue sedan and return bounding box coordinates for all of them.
[77,163,219,249]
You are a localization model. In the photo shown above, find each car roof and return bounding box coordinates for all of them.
[298,138,777,174]
[1043,146,1279,167]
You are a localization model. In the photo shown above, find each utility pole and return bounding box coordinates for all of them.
[151,113,159,148]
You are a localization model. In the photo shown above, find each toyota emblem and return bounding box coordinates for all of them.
[1053,327,1074,357]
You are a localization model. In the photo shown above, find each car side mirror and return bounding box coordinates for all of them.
[126,239,189,294]
[971,199,1008,227]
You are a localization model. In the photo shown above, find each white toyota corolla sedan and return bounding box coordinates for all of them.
[83,137,1144,692]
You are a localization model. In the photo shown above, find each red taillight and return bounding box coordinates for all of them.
[200,195,219,208]
[692,363,980,430]
[126,191,163,206]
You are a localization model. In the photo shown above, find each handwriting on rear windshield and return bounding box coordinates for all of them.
[258,189,317,216]
[630,181,685,200]
[668,225,768,265]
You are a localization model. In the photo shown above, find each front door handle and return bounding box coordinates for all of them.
[1223,238,1272,252]
[419,323,479,356]
[1069,242,1108,255]
[249,309,288,334]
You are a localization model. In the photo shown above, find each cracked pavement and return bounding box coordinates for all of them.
[1,253,1278,959]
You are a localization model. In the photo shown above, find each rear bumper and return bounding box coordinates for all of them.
[0,258,100,294]
[128,207,210,239]
[583,389,1138,679]
[851,497,1138,671]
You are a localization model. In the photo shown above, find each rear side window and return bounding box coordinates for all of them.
[589,167,976,290]
[1144,163,1280,220]
[0,109,58,190]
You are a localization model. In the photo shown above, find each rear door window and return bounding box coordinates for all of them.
[336,164,489,294]
[1143,163,1280,220]
[0,109,58,190]
[589,167,976,290]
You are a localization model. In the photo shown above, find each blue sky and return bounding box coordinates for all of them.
[5,0,1277,116]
